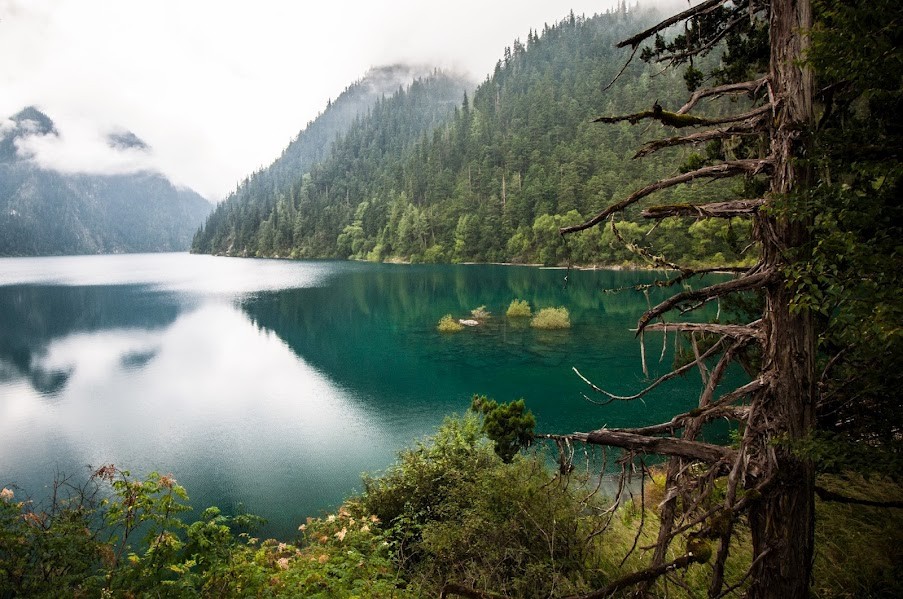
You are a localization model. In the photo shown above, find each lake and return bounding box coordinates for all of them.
[0,253,733,538]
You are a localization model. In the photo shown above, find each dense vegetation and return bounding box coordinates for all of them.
[4,0,900,596]
[193,7,754,267]
[0,108,212,256]
[2,414,899,598]
[192,67,473,259]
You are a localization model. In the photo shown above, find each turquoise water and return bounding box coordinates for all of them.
[0,253,734,538]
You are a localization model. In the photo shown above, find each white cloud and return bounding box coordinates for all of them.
[14,119,160,176]
[0,0,627,200]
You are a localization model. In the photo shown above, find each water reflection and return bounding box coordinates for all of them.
[0,255,738,539]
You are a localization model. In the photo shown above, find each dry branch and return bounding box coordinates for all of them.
[563,553,708,599]
[545,430,736,464]
[593,103,771,130]
[642,199,764,219]
[616,0,728,49]
[679,77,769,113]
[643,321,764,342]
[561,158,772,235]
[616,404,751,436]
[572,335,729,402]
[633,122,763,158]
[636,269,774,334]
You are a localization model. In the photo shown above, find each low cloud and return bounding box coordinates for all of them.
[1,0,624,201]
[14,117,162,178]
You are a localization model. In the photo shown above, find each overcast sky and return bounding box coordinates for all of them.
[0,0,632,200]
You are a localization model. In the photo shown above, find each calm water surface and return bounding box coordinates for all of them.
[0,253,733,537]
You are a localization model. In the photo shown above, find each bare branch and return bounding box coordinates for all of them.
[633,122,763,158]
[601,44,640,94]
[637,269,774,334]
[616,0,727,49]
[679,77,769,114]
[642,199,765,219]
[643,321,764,342]
[544,430,736,464]
[594,103,772,129]
[610,217,683,271]
[655,13,748,64]
[572,335,729,402]
[562,553,708,599]
[618,405,751,436]
[561,158,773,235]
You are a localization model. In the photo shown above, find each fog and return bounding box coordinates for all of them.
[0,0,638,200]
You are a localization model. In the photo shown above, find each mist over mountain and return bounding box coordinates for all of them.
[193,6,749,267]
[194,66,474,255]
[0,107,211,256]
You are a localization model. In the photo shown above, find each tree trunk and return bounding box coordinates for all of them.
[747,1,816,597]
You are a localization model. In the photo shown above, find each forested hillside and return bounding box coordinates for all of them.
[0,108,212,256]
[192,66,474,256]
[193,6,754,267]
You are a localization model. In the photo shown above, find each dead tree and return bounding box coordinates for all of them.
[545,1,817,597]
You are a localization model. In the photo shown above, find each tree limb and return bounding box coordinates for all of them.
[636,269,774,334]
[679,77,769,113]
[633,122,763,158]
[655,13,749,65]
[642,199,764,219]
[616,0,728,49]
[616,404,751,437]
[560,159,773,235]
[562,553,707,599]
[594,103,771,129]
[544,430,736,464]
[643,321,764,342]
[572,335,730,402]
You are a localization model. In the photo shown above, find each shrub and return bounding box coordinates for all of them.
[531,306,571,329]
[470,395,536,463]
[357,415,595,597]
[437,314,463,333]
[470,305,491,320]
[506,299,532,318]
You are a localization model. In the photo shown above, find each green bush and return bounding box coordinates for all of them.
[437,314,463,333]
[357,414,596,597]
[506,298,532,318]
[470,395,535,463]
[531,306,571,329]
[470,305,491,320]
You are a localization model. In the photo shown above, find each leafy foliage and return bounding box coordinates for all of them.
[469,395,536,463]
[505,298,532,317]
[530,306,571,329]
[437,314,464,333]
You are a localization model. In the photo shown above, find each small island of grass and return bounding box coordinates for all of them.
[530,306,570,329]
[437,314,464,333]
[470,305,491,320]
[506,299,532,318]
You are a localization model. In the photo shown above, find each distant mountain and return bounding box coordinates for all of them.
[0,107,212,256]
[192,65,474,256]
[192,8,748,266]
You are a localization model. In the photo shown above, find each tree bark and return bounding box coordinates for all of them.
[746,1,816,597]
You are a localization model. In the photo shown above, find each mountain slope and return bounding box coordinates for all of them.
[0,108,212,256]
[194,7,752,266]
[192,66,474,256]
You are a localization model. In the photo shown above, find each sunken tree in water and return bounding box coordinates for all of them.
[525,0,902,597]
